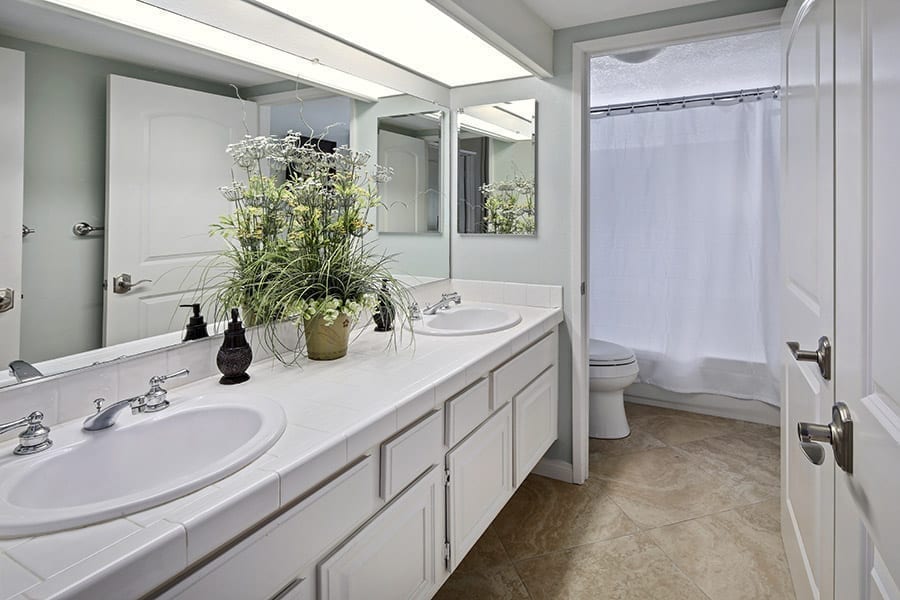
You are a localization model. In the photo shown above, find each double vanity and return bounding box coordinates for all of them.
[0,298,562,600]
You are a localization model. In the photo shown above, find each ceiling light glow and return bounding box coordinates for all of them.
[40,0,398,100]
[252,0,532,87]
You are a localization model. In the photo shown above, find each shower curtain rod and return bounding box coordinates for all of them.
[589,85,780,117]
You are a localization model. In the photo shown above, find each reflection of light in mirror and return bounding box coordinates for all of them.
[495,100,536,122]
[39,0,398,101]
[251,0,531,86]
[458,114,531,142]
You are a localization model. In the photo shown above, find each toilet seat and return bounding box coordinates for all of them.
[589,339,636,366]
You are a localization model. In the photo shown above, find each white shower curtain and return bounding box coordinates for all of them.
[589,99,781,405]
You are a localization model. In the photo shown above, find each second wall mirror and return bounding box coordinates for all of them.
[376,112,443,235]
[457,99,537,235]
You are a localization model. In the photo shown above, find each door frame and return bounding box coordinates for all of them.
[569,8,784,484]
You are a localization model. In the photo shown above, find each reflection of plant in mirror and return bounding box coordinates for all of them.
[481,175,535,235]
[211,131,411,362]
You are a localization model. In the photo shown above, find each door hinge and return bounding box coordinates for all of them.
[444,542,451,568]
[580,281,586,295]
[445,468,451,486]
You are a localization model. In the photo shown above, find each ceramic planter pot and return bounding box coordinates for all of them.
[304,312,352,360]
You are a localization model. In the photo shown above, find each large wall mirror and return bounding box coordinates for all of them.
[457,99,537,235]
[0,1,450,387]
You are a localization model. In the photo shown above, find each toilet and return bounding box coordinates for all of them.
[589,339,639,439]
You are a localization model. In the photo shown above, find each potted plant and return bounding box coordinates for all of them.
[212,132,410,361]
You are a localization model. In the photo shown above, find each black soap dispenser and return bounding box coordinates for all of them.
[217,308,252,385]
[372,279,394,332]
[180,303,210,342]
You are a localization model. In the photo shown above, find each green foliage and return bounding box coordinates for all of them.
[208,132,411,361]
[481,175,535,235]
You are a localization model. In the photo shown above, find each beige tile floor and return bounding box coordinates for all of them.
[434,402,794,600]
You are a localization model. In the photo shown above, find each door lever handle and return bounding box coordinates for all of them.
[113,274,152,294]
[797,402,853,473]
[786,336,831,380]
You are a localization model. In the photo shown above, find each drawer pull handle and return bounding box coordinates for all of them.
[269,577,304,600]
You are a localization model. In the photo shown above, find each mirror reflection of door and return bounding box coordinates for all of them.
[0,47,24,367]
[104,76,257,346]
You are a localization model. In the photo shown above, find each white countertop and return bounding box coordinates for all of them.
[0,304,563,600]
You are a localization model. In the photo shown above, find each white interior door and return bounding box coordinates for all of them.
[780,1,836,599]
[105,75,256,346]
[377,129,427,233]
[832,0,900,596]
[0,47,25,367]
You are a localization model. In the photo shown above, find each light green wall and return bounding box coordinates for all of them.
[0,35,234,363]
[489,139,535,183]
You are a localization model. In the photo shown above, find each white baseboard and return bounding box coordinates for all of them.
[625,383,780,427]
[531,458,574,483]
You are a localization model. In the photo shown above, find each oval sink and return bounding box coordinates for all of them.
[412,304,522,336]
[0,392,285,537]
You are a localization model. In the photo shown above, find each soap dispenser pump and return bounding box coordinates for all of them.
[217,308,252,385]
[180,303,209,342]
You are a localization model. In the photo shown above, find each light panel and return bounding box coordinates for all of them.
[252,0,532,87]
[39,0,398,101]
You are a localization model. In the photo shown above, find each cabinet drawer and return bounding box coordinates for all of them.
[318,467,445,600]
[169,454,381,600]
[446,402,513,571]
[492,331,556,410]
[445,378,490,447]
[513,365,558,487]
[381,409,443,500]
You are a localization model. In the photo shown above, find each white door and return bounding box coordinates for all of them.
[0,47,25,367]
[377,129,427,233]
[318,466,444,600]
[831,0,900,596]
[105,75,256,346]
[780,1,836,599]
[446,402,513,571]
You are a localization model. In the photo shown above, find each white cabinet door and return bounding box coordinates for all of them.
[780,1,836,599]
[513,365,558,487]
[833,0,900,596]
[318,466,444,600]
[0,47,24,366]
[446,402,513,571]
[105,75,257,345]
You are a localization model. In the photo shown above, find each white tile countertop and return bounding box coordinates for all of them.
[0,303,563,600]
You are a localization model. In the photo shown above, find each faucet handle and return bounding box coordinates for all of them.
[15,412,52,455]
[93,398,105,413]
[149,368,190,388]
[144,368,189,413]
[409,302,422,320]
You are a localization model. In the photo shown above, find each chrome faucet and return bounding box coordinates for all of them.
[422,292,462,315]
[8,360,43,383]
[83,368,189,431]
[0,411,52,455]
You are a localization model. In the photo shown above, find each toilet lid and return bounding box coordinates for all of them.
[589,340,636,366]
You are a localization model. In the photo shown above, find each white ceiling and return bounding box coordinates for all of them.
[520,0,713,29]
[590,30,780,107]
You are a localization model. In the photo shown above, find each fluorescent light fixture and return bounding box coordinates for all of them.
[250,0,532,87]
[38,0,398,101]
[458,113,531,143]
